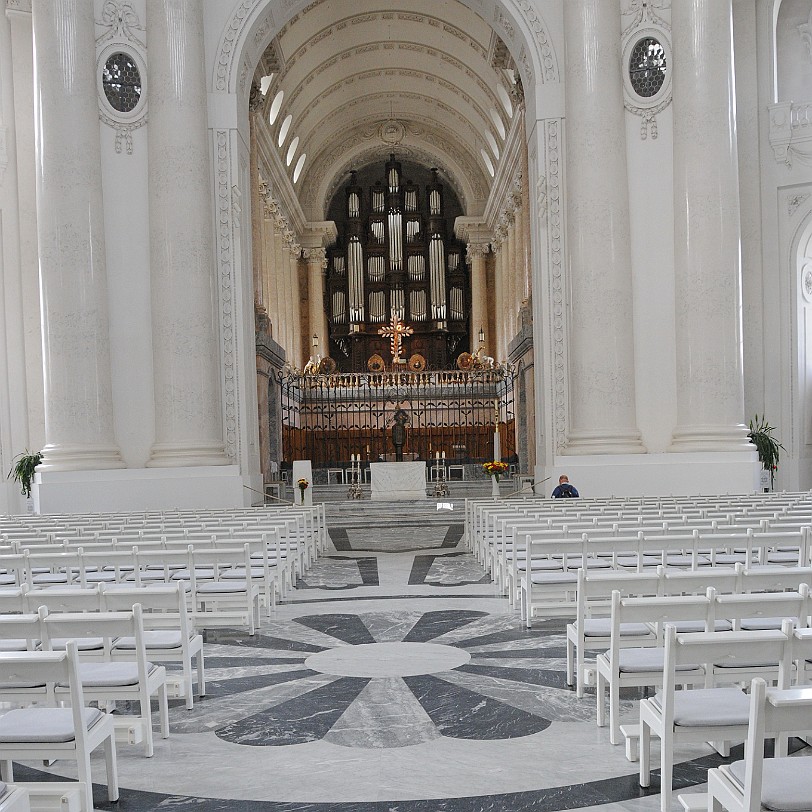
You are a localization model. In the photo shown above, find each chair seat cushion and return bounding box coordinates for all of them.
[0,639,35,652]
[739,617,798,631]
[581,619,652,638]
[220,567,266,579]
[115,630,183,650]
[0,706,104,742]
[32,573,69,585]
[651,687,750,726]
[172,569,217,581]
[617,647,701,673]
[82,571,117,583]
[528,571,578,585]
[49,637,104,651]
[197,580,247,593]
[728,756,812,811]
[0,575,17,585]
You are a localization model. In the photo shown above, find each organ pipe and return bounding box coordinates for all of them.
[348,237,364,322]
[429,234,446,319]
[388,210,403,271]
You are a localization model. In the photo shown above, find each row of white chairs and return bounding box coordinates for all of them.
[595,588,812,746]
[567,564,812,697]
[1,582,204,710]
[515,529,811,626]
[0,543,265,634]
[637,625,812,812]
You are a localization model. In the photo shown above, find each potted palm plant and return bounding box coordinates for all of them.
[7,450,42,498]
[747,415,784,490]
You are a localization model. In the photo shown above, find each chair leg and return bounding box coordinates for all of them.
[597,672,606,728]
[159,683,170,739]
[609,679,621,744]
[77,749,94,812]
[0,760,13,782]
[566,638,574,687]
[660,733,674,812]
[141,693,154,757]
[197,649,206,697]
[104,731,119,802]
[639,718,651,787]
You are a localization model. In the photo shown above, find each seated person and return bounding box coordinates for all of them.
[551,474,579,499]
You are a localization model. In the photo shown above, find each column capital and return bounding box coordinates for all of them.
[465,242,490,261]
[302,246,327,266]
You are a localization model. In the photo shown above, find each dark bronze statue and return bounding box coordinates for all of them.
[391,408,409,462]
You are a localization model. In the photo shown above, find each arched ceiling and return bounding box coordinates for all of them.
[252,0,518,221]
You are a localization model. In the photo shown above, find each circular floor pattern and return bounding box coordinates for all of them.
[304,641,471,677]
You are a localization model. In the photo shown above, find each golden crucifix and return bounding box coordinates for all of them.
[378,316,414,365]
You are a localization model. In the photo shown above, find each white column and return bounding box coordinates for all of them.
[493,237,505,360]
[262,216,279,338]
[290,243,302,368]
[505,212,517,345]
[563,0,644,454]
[669,0,750,451]
[146,0,228,467]
[467,243,489,355]
[304,248,327,356]
[32,0,123,471]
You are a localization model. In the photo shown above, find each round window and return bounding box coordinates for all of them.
[628,37,667,98]
[101,51,142,113]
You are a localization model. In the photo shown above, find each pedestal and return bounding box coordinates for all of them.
[370,462,427,501]
[291,460,314,506]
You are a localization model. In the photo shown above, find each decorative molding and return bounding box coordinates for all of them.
[95,3,148,156]
[621,0,670,37]
[769,102,812,167]
[96,0,145,48]
[621,6,672,140]
[214,0,262,92]
[215,131,239,460]
[799,8,812,62]
[514,0,559,84]
[543,118,566,452]
[789,193,811,218]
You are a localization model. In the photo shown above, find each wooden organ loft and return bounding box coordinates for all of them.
[326,156,470,372]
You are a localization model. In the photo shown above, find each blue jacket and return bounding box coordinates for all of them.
[551,483,579,498]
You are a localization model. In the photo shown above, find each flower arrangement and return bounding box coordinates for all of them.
[297,478,309,495]
[482,460,509,481]
[748,415,784,490]
[7,450,42,498]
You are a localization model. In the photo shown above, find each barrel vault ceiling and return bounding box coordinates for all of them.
[252,0,519,221]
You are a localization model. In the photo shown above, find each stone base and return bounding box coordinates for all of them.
[31,466,259,514]
[536,451,760,498]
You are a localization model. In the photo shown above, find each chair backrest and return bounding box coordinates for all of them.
[100,583,193,638]
[40,605,149,681]
[740,679,812,812]
[0,612,41,649]
[712,585,810,629]
[663,620,793,693]
[0,643,90,746]
[661,563,743,597]
[739,566,812,594]
[23,585,102,614]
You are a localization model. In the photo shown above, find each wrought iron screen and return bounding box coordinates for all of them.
[276,369,516,466]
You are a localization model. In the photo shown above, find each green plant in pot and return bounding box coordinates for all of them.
[748,415,784,490]
[7,451,42,498]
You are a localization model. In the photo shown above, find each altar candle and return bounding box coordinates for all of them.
[436,451,439,460]
[351,453,355,463]
[442,451,446,459]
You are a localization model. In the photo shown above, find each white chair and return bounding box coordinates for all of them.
[0,643,119,812]
[639,622,793,812]
[596,591,712,745]
[39,605,169,757]
[102,583,205,710]
[706,679,812,812]
[566,568,661,697]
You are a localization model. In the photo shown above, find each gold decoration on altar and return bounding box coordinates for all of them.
[377,316,414,365]
[367,354,385,373]
[319,356,337,374]
[407,353,427,372]
[456,352,473,371]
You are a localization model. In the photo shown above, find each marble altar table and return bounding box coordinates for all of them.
[370,462,427,501]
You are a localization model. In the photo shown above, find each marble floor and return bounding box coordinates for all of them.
[12,502,788,811]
